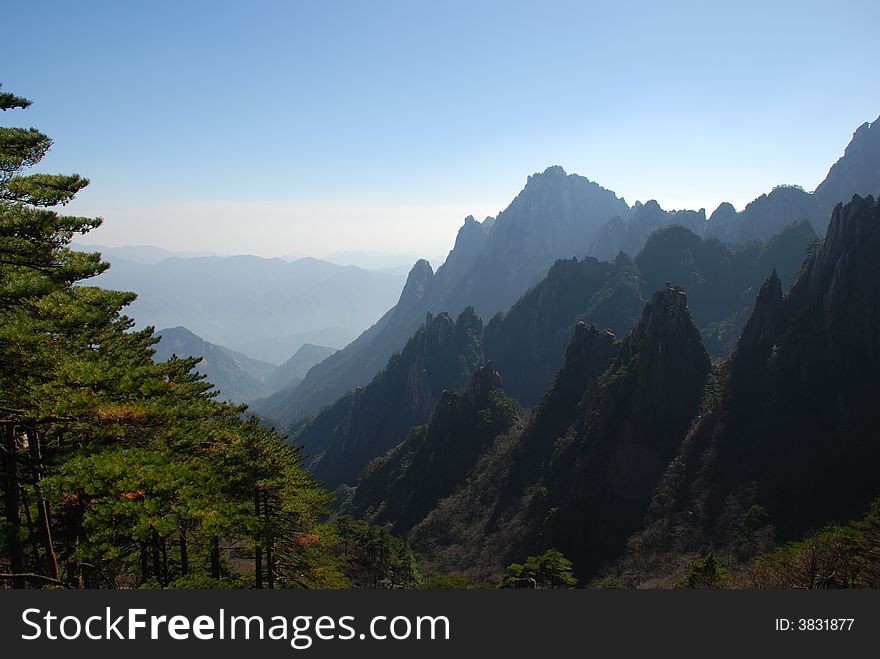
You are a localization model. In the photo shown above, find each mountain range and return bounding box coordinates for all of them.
[340,195,880,585]
[79,252,405,364]
[255,114,880,431]
[115,113,880,587]
[293,218,814,491]
[153,326,335,403]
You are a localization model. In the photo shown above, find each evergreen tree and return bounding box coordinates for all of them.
[0,84,345,589]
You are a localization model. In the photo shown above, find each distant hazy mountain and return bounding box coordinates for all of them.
[154,326,276,403]
[154,328,336,404]
[322,251,444,272]
[71,244,218,265]
[254,167,631,425]
[266,344,337,393]
[595,114,880,255]
[85,254,405,364]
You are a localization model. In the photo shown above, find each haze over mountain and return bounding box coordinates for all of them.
[254,168,630,424]
[255,116,879,430]
[84,253,406,364]
[321,251,446,274]
[71,243,219,264]
[294,218,812,493]
[338,195,880,585]
[153,327,335,404]
[153,326,276,403]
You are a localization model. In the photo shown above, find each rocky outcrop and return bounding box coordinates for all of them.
[620,196,880,585]
[365,286,711,583]
[295,306,484,489]
[591,200,706,261]
[815,116,880,207]
[483,256,619,406]
[343,362,518,537]
[548,287,710,567]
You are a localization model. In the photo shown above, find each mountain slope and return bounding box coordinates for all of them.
[266,343,336,392]
[814,115,880,206]
[153,326,276,403]
[344,363,519,537]
[296,307,484,489]
[254,259,436,425]
[618,195,880,585]
[254,168,629,426]
[90,254,405,364]
[345,287,710,582]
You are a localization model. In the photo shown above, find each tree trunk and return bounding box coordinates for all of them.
[140,541,149,585]
[151,529,162,586]
[2,424,25,588]
[26,428,59,580]
[254,488,263,588]
[161,537,169,586]
[179,528,189,576]
[63,500,83,589]
[210,536,221,581]
[264,493,274,589]
[19,485,41,568]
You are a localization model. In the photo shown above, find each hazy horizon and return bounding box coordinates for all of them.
[4,0,879,258]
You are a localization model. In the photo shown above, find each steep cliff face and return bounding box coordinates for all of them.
[533,286,710,579]
[343,363,518,537]
[814,116,880,207]
[483,257,618,406]
[296,306,484,489]
[255,259,434,426]
[257,168,628,427]
[345,286,710,583]
[624,196,880,584]
[432,166,631,319]
[591,200,706,262]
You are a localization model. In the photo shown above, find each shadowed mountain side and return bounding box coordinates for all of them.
[615,195,880,586]
[343,363,520,538]
[297,307,484,489]
[342,287,709,583]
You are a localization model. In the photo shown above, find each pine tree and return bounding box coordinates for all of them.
[1,84,346,589]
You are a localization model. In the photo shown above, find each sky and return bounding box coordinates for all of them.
[3,0,879,261]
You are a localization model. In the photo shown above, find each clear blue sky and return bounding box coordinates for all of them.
[3,0,879,259]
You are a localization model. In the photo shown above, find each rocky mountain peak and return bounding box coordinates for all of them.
[392,258,434,321]
[814,115,880,206]
[729,269,784,367]
[566,322,617,372]
[465,361,503,406]
[786,194,880,368]
[623,284,699,359]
